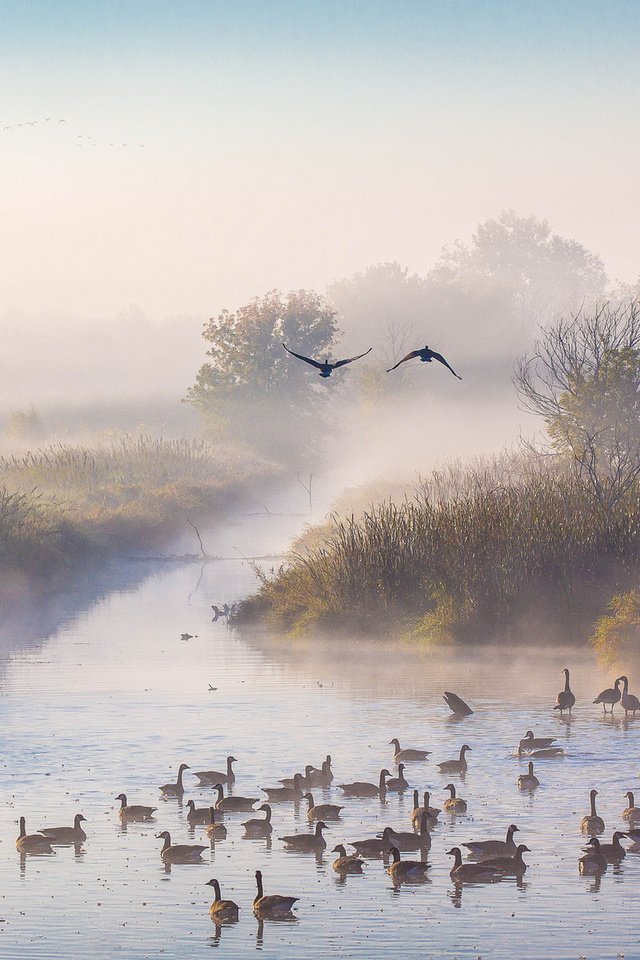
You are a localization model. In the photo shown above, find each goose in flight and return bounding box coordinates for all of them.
[386,345,462,378]
[282,343,372,378]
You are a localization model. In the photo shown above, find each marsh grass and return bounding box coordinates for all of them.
[241,456,640,641]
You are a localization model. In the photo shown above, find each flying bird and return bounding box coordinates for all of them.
[282,343,372,378]
[386,345,462,378]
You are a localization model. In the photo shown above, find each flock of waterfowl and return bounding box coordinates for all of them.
[13,666,640,930]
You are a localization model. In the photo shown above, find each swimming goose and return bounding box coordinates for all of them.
[160,763,190,796]
[437,745,471,774]
[386,345,462,378]
[194,757,237,786]
[519,731,555,750]
[303,792,343,820]
[206,879,239,922]
[389,738,430,762]
[584,832,627,862]
[307,756,333,787]
[242,804,273,837]
[554,668,576,714]
[279,821,328,852]
[622,791,640,822]
[517,762,540,790]
[593,678,622,714]
[443,691,474,716]
[253,869,298,917]
[350,827,395,857]
[619,676,640,716]
[39,813,87,844]
[578,836,607,874]
[186,800,212,825]
[332,844,365,873]
[262,773,304,802]
[213,783,259,813]
[115,794,157,821]
[283,343,372,378]
[447,847,495,882]
[382,811,431,852]
[384,763,409,792]
[463,824,520,860]
[338,769,390,798]
[280,766,316,789]
[480,844,530,876]
[581,789,605,834]
[410,790,440,828]
[517,745,565,759]
[444,783,468,812]
[156,831,207,863]
[204,807,227,839]
[16,817,54,854]
[387,845,430,882]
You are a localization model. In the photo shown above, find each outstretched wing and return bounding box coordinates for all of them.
[386,349,422,373]
[333,347,373,369]
[282,343,324,370]
[429,350,462,379]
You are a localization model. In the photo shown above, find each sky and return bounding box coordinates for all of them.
[1,0,639,322]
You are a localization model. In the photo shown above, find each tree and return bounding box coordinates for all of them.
[515,301,640,508]
[186,289,339,457]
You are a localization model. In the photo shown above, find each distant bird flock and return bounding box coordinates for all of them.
[14,668,640,926]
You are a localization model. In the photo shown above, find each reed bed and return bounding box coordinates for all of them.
[242,459,640,641]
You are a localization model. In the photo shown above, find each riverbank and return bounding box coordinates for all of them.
[0,436,281,617]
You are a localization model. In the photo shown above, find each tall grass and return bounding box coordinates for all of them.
[242,456,640,640]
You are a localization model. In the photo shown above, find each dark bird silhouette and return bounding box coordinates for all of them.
[386,345,462,378]
[282,343,372,378]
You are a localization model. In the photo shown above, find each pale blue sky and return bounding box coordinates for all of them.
[1,1,638,318]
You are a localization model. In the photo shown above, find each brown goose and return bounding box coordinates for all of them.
[307,756,333,787]
[332,844,365,873]
[279,821,328,853]
[554,668,576,714]
[261,773,304,802]
[350,826,395,857]
[584,831,627,862]
[213,783,259,813]
[242,804,273,837]
[517,762,540,790]
[279,766,316,789]
[338,769,390,798]
[156,831,207,863]
[443,691,474,716]
[160,763,190,797]
[186,800,212,825]
[206,878,239,922]
[39,813,87,844]
[389,738,430,762]
[579,837,607,874]
[386,345,461,378]
[581,789,605,834]
[593,678,622,714]
[519,731,555,750]
[448,847,495,882]
[204,807,227,839]
[194,757,237,785]
[16,817,54,854]
[382,811,431,852]
[283,343,372,378]
[384,763,409,792]
[444,783,468,812]
[481,844,530,876]
[387,845,429,882]
[623,791,640,822]
[437,745,471,774]
[410,790,440,828]
[463,824,520,860]
[253,869,298,917]
[115,793,157,821]
[619,676,640,716]
[303,792,343,820]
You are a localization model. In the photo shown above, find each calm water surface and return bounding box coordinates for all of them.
[1,516,639,959]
